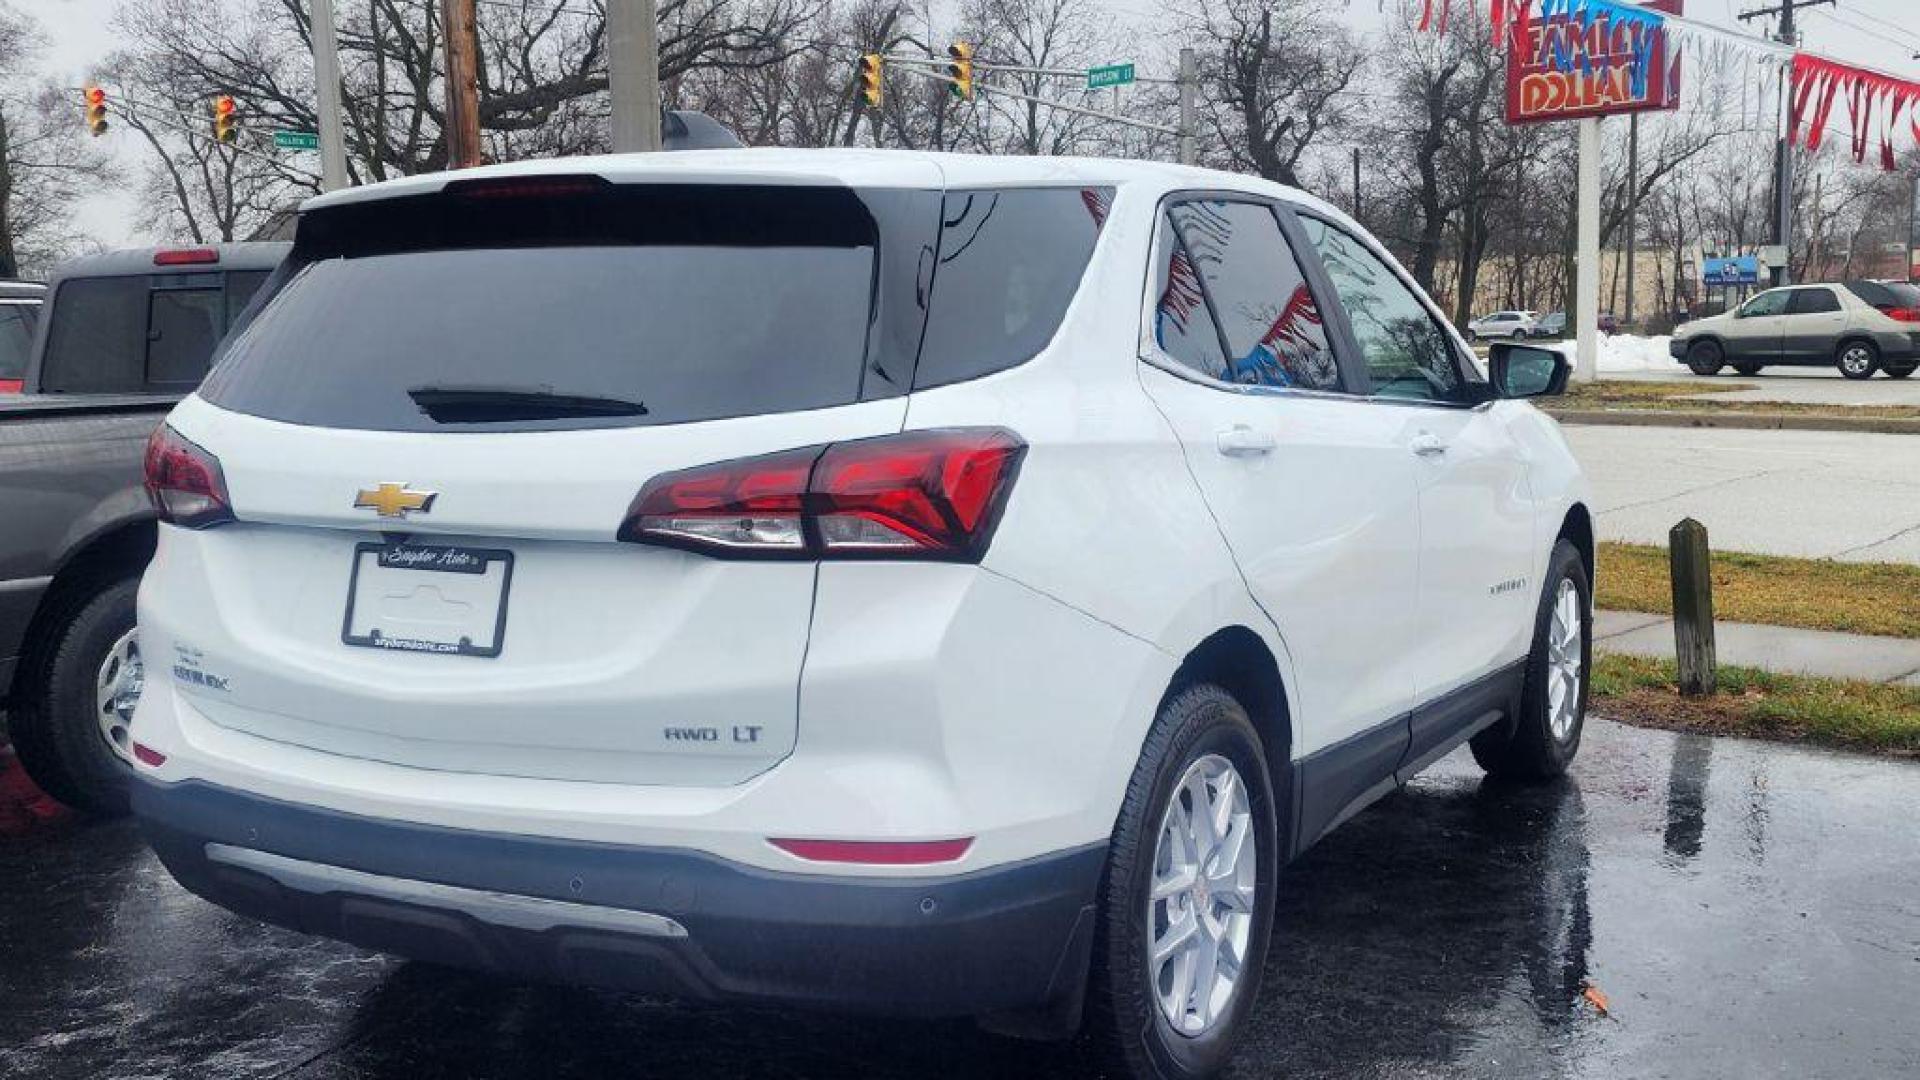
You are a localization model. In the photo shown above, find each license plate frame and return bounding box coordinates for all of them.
[340,542,515,658]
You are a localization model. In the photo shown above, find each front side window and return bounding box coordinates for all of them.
[1301,216,1462,403]
[1788,288,1841,315]
[1152,200,1340,391]
[1739,291,1790,318]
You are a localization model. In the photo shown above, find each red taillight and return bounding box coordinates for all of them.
[132,743,167,768]
[153,248,219,266]
[144,424,235,529]
[619,429,1025,562]
[0,379,21,394]
[1883,307,1920,323]
[769,837,974,865]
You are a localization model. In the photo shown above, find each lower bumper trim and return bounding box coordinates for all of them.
[205,842,690,939]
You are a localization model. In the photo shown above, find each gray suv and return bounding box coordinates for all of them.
[1671,281,1920,379]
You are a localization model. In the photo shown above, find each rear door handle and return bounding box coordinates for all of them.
[1216,425,1276,457]
[1410,432,1449,457]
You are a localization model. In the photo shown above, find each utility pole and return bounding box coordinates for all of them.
[1739,0,1834,288]
[1352,146,1362,221]
[1576,117,1601,384]
[609,0,662,152]
[310,0,349,190]
[440,0,482,168]
[1178,48,1197,167]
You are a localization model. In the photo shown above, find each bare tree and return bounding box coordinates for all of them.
[1196,0,1360,186]
[0,3,114,276]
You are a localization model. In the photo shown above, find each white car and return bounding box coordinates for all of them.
[1465,309,1538,341]
[1670,281,1920,379]
[130,151,1593,1079]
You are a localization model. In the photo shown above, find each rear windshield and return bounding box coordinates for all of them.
[0,303,35,381]
[201,182,1109,432]
[1845,280,1920,310]
[202,183,937,432]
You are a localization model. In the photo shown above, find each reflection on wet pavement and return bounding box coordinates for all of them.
[2,719,1916,1079]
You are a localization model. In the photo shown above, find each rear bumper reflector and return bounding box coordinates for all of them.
[769,837,974,865]
[204,842,689,938]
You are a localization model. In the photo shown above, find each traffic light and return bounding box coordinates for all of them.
[857,53,883,108]
[213,95,237,144]
[947,42,974,101]
[84,86,108,137]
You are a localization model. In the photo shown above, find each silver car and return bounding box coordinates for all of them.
[1671,281,1920,380]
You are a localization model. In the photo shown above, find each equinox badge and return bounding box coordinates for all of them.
[354,483,438,519]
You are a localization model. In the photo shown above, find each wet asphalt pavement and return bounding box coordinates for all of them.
[3,717,1917,1080]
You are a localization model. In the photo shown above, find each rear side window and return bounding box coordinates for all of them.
[41,278,147,393]
[1845,280,1920,309]
[1789,288,1841,315]
[0,305,35,381]
[1161,200,1339,390]
[913,187,1110,390]
[203,184,941,432]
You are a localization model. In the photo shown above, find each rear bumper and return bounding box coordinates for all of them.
[1873,331,1920,360]
[135,776,1104,1018]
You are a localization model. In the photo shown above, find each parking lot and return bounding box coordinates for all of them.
[5,716,1915,1080]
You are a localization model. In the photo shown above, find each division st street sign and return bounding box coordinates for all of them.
[272,130,319,150]
[1086,63,1135,90]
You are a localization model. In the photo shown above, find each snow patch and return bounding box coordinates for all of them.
[1541,334,1687,374]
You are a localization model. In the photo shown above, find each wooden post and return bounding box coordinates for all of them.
[440,0,482,168]
[1670,518,1717,696]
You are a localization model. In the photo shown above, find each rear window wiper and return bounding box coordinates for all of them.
[408,385,649,423]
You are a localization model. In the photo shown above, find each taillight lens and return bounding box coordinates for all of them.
[619,428,1025,562]
[1884,307,1920,323]
[144,424,235,528]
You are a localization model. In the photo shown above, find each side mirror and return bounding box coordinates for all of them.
[1489,342,1569,399]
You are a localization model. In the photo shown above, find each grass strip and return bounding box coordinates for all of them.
[1591,654,1920,759]
[1555,379,1920,419]
[1597,542,1920,640]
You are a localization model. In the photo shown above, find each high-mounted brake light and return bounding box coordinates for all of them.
[618,429,1025,562]
[144,424,235,529]
[444,176,611,200]
[153,248,219,266]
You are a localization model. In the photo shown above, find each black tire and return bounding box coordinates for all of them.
[1883,360,1915,379]
[1837,340,1879,380]
[1514,328,1529,341]
[1465,329,1479,344]
[1685,340,1725,377]
[8,578,141,816]
[1085,683,1279,1080]
[1471,540,1590,782]
[1732,363,1764,376]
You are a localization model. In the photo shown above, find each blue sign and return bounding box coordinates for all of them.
[1703,256,1760,286]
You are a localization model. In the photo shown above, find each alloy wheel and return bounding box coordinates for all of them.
[1840,346,1874,377]
[1147,753,1257,1037]
[1545,579,1584,742]
[94,629,144,765]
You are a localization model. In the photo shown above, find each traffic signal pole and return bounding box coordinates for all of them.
[309,0,350,189]
[1739,0,1835,287]
[609,0,662,152]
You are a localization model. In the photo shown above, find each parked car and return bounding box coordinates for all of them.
[1,243,288,815]
[128,152,1593,1080]
[0,282,44,393]
[1670,281,1920,379]
[1534,311,1568,338]
[1465,309,1538,341]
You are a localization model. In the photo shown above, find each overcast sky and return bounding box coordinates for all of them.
[24,0,1920,248]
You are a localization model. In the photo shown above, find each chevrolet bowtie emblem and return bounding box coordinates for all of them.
[354,483,438,519]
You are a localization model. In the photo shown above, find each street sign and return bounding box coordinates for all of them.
[273,130,319,150]
[1087,63,1135,90]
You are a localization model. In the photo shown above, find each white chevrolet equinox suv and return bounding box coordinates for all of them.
[131,150,1593,1079]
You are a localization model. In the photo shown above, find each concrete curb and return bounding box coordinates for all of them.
[1594,610,1920,685]
[1546,408,1920,435]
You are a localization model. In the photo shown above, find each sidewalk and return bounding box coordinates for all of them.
[1596,611,1920,687]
